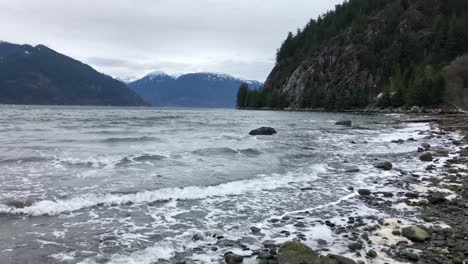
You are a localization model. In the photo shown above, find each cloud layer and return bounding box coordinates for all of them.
[0,0,344,81]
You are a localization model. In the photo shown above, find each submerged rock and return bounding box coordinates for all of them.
[277,241,320,264]
[250,226,261,234]
[402,226,430,242]
[375,161,393,170]
[249,127,277,136]
[357,189,371,196]
[335,120,352,127]
[224,252,244,264]
[421,143,431,149]
[419,152,433,162]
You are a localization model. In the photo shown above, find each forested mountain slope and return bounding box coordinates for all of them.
[238,0,468,110]
[0,41,146,106]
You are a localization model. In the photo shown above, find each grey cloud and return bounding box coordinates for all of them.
[0,0,344,81]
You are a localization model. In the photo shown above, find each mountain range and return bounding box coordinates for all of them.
[0,41,146,106]
[128,72,262,108]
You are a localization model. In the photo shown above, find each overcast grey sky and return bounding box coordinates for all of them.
[0,0,344,81]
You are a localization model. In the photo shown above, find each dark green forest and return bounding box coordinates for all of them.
[237,0,468,110]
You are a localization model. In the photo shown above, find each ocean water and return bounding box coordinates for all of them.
[0,105,439,264]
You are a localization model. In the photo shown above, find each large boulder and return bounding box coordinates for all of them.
[402,226,430,242]
[277,241,321,264]
[249,127,277,136]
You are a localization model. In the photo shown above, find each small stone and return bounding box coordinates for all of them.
[250,226,261,234]
[317,239,328,246]
[421,143,431,149]
[191,233,204,241]
[367,250,377,258]
[419,152,433,162]
[358,189,371,196]
[348,242,363,251]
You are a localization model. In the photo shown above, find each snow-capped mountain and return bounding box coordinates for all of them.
[128,72,262,108]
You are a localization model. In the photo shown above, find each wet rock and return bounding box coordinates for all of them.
[347,242,363,251]
[460,148,468,157]
[5,200,32,208]
[375,162,393,171]
[224,252,244,264]
[420,152,433,162]
[258,250,273,260]
[402,226,430,242]
[405,192,419,198]
[250,226,261,234]
[426,193,447,204]
[319,256,339,264]
[391,139,405,144]
[249,127,277,136]
[192,233,204,241]
[328,254,357,264]
[317,239,328,246]
[367,250,377,258]
[294,222,306,228]
[436,149,449,156]
[277,240,320,264]
[421,143,431,150]
[336,120,352,127]
[358,189,371,196]
[345,168,360,173]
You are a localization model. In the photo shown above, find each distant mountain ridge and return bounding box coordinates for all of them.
[128,72,262,108]
[0,41,146,106]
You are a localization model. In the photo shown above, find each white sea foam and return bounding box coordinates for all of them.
[1,164,326,216]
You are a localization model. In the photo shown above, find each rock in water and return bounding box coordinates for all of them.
[357,189,371,196]
[419,152,433,162]
[421,143,431,149]
[249,127,277,136]
[461,148,468,157]
[250,226,261,234]
[224,252,244,264]
[335,120,352,127]
[375,162,393,170]
[277,241,321,264]
[402,226,430,242]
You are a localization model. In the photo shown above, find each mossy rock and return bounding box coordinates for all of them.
[328,255,357,264]
[402,225,430,242]
[277,241,320,264]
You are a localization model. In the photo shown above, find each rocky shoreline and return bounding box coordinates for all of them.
[218,113,468,264]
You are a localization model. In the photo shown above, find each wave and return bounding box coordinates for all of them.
[192,147,262,157]
[103,136,161,143]
[0,164,326,216]
[0,156,51,164]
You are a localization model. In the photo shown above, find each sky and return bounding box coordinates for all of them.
[0,0,344,82]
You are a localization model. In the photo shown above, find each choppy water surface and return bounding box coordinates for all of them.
[0,106,436,263]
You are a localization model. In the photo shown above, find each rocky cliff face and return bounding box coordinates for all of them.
[259,0,468,110]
